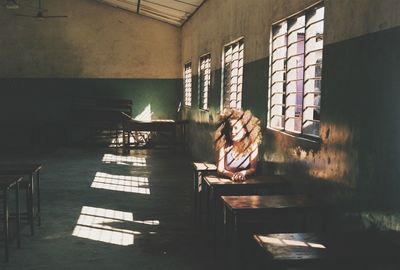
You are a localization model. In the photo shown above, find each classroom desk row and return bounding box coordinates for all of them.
[192,162,400,269]
[0,164,42,262]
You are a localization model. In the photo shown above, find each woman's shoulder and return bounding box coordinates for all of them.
[224,145,233,152]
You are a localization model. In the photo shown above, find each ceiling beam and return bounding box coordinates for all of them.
[142,0,189,14]
[181,0,206,28]
[174,0,197,8]
[137,0,141,14]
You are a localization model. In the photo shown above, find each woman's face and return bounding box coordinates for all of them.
[230,119,246,142]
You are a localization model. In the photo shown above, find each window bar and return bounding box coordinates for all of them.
[304,62,322,70]
[302,6,323,136]
[272,32,287,41]
[287,66,304,72]
[184,63,192,107]
[287,39,306,49]
[287,52,305,60]
[199,54,211,110]
[305,18,324,30]
[269,23,287,128]
[299,18,307,134]
[305,48,323,57]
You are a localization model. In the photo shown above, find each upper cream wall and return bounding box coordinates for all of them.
[324,0,400,45]
[182,0,400,75]
[182,0,318,75]
[0,0,181,78]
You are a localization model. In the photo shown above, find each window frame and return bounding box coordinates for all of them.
[267,1,324,140]
[183,62,192,107]
[220,37,245,111]
[198,53,211,111]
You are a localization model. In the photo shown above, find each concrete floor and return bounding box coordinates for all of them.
[0,147,215,270]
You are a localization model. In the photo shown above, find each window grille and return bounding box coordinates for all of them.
[222,39,244,109]
[268,3,324,137]
[183,62,192,107]
[199,54,211,110]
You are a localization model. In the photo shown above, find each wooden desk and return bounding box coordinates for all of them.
[0,164,42,236]
[122,119,177,148]
[253,232,400,269]
[0,175,22,262]
[203,175,291,229]
[222,195,326,267]
[192,162,217,223]
[70,97,132,147]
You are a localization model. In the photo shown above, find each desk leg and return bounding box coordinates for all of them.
[223,205,227,263]
[208,187,213,228]
[203,181,210,229]
[206,185,213,228]
[29,173,34,236]
[193,170,198,223]
[198,173,203,226]
[302,211,308,232]
[181,124,186,151]
[233,214,239,269]
[212,190,220,258]
[16,182,20,248]
[173,126,177,151]
[37,171,41,226]
[322,208,328,233]
[3,189,9,262]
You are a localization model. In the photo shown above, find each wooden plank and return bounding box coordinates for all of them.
[222,194,322,212]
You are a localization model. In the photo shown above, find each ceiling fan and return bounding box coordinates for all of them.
[6,0,68,18]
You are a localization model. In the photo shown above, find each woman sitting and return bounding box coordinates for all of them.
[214,108,262,182]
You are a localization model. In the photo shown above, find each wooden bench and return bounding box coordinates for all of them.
[69,96,132,146]
[253,232,400,269]
[0,175,23,262]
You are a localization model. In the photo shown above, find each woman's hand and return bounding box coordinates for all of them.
[232,171,246,182]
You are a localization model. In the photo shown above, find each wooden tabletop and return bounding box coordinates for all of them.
[222,195,323,212]
[192,162,217,171]
[254,232,400,263]
[204,174,286,186]
[0,175,23,188]
[0,164,42,174]
[124,119,176,131]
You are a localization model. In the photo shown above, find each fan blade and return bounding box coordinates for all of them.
[13,13,67,18]
[14,13,37,18]
[42,15,68,18]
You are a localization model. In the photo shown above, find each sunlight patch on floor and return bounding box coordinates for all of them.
[72,206,159,246]
[91,172,150,194]
[102,154,147,166]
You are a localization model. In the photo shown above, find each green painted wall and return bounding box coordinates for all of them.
[181,26,400,217]
[321,26,400,207]
[0,78,181,148]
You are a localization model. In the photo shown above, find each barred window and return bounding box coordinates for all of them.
[199,54,211,110]
[268,3,324,137]
[183,62,192,107]
[222,38,244,109]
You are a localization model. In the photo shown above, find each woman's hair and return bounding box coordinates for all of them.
[214,108,262,154]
